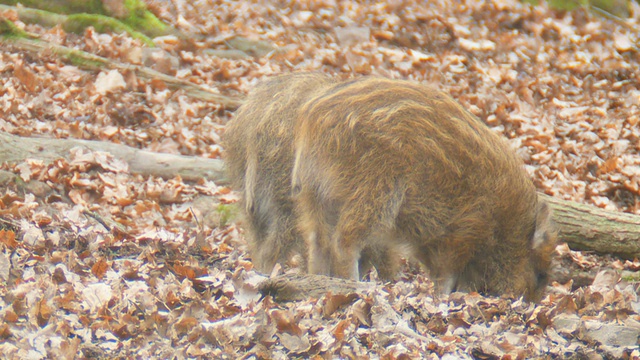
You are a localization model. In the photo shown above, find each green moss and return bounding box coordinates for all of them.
[621,272,640,282]
[62,49,107,69]
[122,0,169,38]
[526,0,587,11]
[215,204,238,228]
[563,0,592,10]
[65,13,154,46]
[591,0,630,17]
[1,0,174,38]
[0,34,109,70]
[0,0,104,15]
[0,18,30,38]
[522,0,630,15]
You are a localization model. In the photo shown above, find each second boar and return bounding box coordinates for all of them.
[291,76,557,301]
[224,73,397,278]
[223,73,334,273]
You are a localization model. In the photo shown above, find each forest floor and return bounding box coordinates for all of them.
[0,0,639,358]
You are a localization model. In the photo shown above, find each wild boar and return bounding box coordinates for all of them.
[224,73,399,279]
[291,76,557,301]
[223,73,335,273]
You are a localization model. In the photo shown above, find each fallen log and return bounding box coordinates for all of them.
[258,273,374,302]
[1,132,639,258]
[0,132,225,183]
[541,193,640,260]
[0,37,245,109]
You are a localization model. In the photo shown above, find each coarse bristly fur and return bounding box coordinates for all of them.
[224,73,407,279]
[225,73,558,302]
[223,73,335,273]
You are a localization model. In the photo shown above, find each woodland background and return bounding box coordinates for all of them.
[0,0,639,358]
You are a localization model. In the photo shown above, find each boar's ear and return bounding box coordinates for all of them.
[531,201,558,251]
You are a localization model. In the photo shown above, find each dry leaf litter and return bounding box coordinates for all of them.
[0,0,639,358]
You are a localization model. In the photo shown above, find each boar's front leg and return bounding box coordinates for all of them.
[295,184,335,277]
[297,175,406,280]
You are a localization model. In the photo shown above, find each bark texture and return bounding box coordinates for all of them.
[0,132,225,182]
[258,273,373,302]
[541,193,640,259]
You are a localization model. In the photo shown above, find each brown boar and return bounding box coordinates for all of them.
[223,73,335,273]
[291,76,557,301]
[224,73,400,279]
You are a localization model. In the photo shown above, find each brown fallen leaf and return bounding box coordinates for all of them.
[175,316,199,335]
[0,323,12,340]
[36,299,53,327]
[172,264,197,280]
[13,59,39,92]
[332,319,351,342]
[426,314,447,334]
[278,332,311,353]
[52,267,67,284]
[351,298,373,327]
[4,309,19,323]
[270,309,302,336]
[91,258,110,279]
[0,229,17,248]
[323,292,359,318]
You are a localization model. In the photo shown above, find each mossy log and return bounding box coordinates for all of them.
[0,0,175,39]
[0,36,244,109]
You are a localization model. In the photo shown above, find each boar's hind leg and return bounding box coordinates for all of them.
[242,199,277,273]
[303,224,333,277]
[244,175,299,273]
[250,207,300,273]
